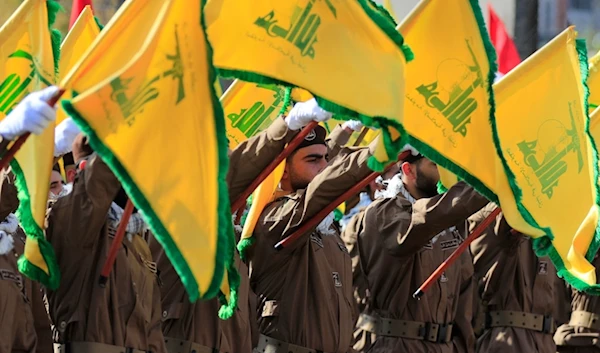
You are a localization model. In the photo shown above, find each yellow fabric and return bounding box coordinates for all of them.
[205,0,409,166]
[493,27,599,288]
[57,5,99,125]
[240,161,285,242]
[0,0,57,285]
[588,50,600,112]
[438,166,459,190]
[60,0,232,301]
[383,0,398,21]
[221,79,289,148]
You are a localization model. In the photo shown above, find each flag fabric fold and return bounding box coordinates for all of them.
[60,0,238,308]
[0,0,61,289]
[57,5,100,125]
[492,27,600,292]
[205,0,412,170]
[398,0,499,203]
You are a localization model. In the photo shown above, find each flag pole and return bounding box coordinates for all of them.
[412,207,501,299]
[274,151,408,250]
[230,120,319,212]
[352,127,370,147]
[0,89,66,171]
[99,199,135,286]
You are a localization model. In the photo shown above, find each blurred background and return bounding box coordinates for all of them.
[1,0,599,62]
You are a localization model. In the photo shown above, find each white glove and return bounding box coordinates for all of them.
[401,144,420,156]
[54,118,81,157]
[342,120,363,132]
[0,86,59,140]
[285,98,332,131]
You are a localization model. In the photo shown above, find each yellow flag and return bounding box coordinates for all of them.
[398,0,541,237]
[398,0,500,202]
[221,80,291,148]
[56,5,100,125]
[588,50,600,112]
[61,0,238,305]
[0,0,61,289]
[205,0,412,169]
[493,27,600,292]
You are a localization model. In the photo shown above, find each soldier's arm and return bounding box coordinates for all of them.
[262,142,376,251]
[468,204,521,250]
[373,181,488,257]
[47,154,120,248]
[326,124,352,161]
[227,117,298,202]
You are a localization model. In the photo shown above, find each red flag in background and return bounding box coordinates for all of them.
[488,3,521,75]
[69,0,94,29]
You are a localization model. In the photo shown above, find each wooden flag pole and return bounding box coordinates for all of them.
[274,151,409,250]
[99,199,135,286]
[352,127,370,147]
[412,207,501,299]
[230,121,319,213]
[0,89,66,171]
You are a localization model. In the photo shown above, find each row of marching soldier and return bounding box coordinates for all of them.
[0,88,598,353]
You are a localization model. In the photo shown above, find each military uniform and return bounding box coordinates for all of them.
[350,181,487,353]
[250,142,375,353]
[554,254,600,353]
[46,151,166,353]
[468,203,556,353]
[0,168,53,353]
[151,117,311,353]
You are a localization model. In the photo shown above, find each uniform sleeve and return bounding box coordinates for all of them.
[326,125,352,161]
[46,153,121,249]
[373,181,488,257]
[259,143,376,251]
[468,203,521,250]
[452,253,476,353]
[227,117,297,203]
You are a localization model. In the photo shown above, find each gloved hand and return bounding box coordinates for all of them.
[284,98,332,131]
[342,120,364,132]
[0,86,58,140]
[54,118,81,157]
[401,144,420,156]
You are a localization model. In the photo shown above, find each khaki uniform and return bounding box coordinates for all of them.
[555,254,600,353]
[250,143,375,353]
[340,209,373,353]
[150,118,301,353]
[0,170,52,353]
[350,181,487,353]
[468,203,556,353]
[46,154,166,353]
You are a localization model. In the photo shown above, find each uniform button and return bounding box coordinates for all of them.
[162,310,167,318]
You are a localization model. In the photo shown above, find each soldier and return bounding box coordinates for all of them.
[0,87,57,353]
[554,254,600,353]
[150,98,332,353]
[340,162,401,353]
[468,203,557,353]
[249,102,379,353]
[45,132,166,353]
[348,149,487,353]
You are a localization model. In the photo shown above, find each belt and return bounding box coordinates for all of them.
[356,313,453,343]
[568,310,600,331]
[59,342,149,353]
[485,311,555,334]
[255,334,331,353]
[164,337,219,353]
